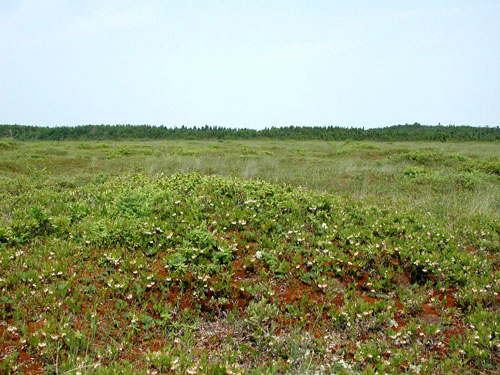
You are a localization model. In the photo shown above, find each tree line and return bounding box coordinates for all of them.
[1,123,499,142]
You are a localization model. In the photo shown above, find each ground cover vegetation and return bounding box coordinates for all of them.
[0,138,499,374]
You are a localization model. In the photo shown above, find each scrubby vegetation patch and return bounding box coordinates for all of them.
[1,173,499,374]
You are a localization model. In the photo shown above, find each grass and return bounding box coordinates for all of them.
[2,139,500,218]
[0,139,499,374]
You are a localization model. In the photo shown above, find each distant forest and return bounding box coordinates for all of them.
[1,124,499,142]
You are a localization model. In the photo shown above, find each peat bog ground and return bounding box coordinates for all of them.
[0,140,499,374]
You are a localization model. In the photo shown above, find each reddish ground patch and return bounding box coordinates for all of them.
[0,322,45,374]
[274,279,326,307]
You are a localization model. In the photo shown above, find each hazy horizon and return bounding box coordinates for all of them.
[1,123,494,130]
[1,1,499,129]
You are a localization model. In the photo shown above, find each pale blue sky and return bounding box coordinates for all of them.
[1,0,499,128]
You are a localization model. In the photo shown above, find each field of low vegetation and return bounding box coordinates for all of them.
[1,138,499,374]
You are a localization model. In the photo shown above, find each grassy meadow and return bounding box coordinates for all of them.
[2,139,500,218]
[1,139,499,374]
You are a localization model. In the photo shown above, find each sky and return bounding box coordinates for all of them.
[1,0,499,129]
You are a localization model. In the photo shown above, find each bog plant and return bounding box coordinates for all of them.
[0,141,499,374]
